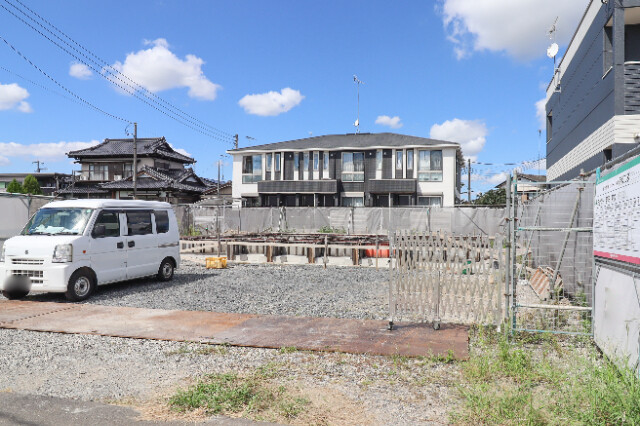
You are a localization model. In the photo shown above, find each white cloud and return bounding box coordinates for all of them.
[238,88,304,116]
[535,98,546,130]
[0,83,32,112]
[375,115,403,129]
[430,118,487,161]
[69,63,92,80]
[439,0,588,60]
[168,143,191,158]
[0,140,100,161]
[486,172,508,186]
[0,155,9,166]
[109,38,220,100]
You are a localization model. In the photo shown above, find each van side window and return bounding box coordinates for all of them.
[92,210,120,238]
[126,211,152,236]
[154,210,170,234]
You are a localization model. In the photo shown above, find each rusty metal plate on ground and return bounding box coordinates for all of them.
[0,300,469,359]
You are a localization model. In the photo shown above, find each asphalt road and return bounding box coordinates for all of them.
[0,392,277,426]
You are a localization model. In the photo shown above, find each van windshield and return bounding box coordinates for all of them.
[22,208,94,236]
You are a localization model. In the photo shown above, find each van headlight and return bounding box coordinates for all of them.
[52,244,73,263]
[0,246,4,263]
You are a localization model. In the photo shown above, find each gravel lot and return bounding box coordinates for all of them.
[24,261,391,320]
[0,327,460,424]
[1,261,463,424]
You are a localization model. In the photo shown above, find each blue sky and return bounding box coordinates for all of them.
[0,0,588,194]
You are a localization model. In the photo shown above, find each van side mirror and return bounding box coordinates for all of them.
[92,224,106,238]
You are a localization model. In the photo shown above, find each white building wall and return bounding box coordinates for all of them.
[231,154,259,199]
[548,115,640,180]
[416,148,456,207]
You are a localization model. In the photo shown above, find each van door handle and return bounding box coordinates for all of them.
[117,242,124,249]
[128,241,135,248]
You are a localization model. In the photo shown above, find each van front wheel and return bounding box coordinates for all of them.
[157,258,174,281]
[66,270,96,302]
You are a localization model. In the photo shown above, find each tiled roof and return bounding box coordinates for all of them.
[100,166,207,193]
[228,133,461,153]
[67,137,194,164]
[57,184,109,194]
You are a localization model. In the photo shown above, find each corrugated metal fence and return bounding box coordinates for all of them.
[176,206,507,237]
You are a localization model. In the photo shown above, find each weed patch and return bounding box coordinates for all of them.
[169,371,309,422]
[452,330,640,424]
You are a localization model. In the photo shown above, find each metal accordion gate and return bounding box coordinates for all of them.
[389,231,507,329]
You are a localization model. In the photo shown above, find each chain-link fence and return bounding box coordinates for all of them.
[511,175,594,335]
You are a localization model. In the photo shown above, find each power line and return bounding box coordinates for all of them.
[5,0,235,140]
[0,0,233,143]
[0,35,131,123]
[0,66,78,104]
[1,0,235,144]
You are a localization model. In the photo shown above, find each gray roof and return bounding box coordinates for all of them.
[228,133,461,153]
[100,166,207,193]
[57,184,108,195]
[67,137,194,164]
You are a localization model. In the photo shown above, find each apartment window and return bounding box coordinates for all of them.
[341,196,364,207]
[407,150,414,171]
[89,164,109,181]
[313,152,319,170]
[418,150,443,182]
[342,152,365,182]
[323,152,329,171]
[376,150,382,171]
[417,196,442,207]
[124,163,133,179]
[294,153,300,171]
[266,153,272,172]
[275,153,281,172]
[242,154,263,183]
[396,150,403,171]
[546,112,553,143]
[304,152,309,170]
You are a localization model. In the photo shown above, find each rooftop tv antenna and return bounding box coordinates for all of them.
[547,17,561,92]
[32,160,46,173]
[353,75,364,133]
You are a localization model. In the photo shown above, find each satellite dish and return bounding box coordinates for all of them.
[547,43,559,58]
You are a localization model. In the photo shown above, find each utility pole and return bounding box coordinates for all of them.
[133,122,137,200]
[217,158,221,196]
[468,158,471,203]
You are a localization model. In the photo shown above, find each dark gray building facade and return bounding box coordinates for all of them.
[546,1,640,180]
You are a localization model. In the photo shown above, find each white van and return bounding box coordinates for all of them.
[0,199,180,301]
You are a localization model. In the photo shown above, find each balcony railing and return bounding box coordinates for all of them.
[258,180,337,194]
[365,179,416,194]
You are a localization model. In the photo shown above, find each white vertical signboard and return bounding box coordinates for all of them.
[594,157,640,264]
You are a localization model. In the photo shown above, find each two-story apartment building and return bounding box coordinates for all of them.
[60,137,211,203]
[228,133,463,207]
[546,1,640,180]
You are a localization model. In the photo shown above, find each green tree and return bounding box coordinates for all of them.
[6,178,23,194]
[475,188,506,206]
[22,175,43,195]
